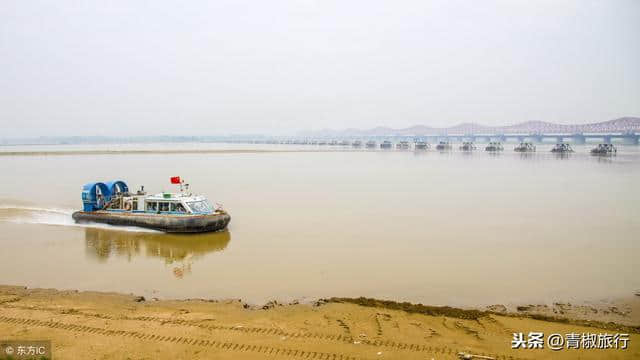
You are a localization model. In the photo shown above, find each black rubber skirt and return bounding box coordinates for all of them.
[72,211,231,233]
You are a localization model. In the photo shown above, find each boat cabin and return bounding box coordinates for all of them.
[140,194,213,214]
[82,180,216,215]
[107,193,215,215]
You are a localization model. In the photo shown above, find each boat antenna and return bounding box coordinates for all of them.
[179,179,190,195]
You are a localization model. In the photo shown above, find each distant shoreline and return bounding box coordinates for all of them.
[0,149,349,156]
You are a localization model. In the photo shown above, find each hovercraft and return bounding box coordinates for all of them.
[72,177,230,233]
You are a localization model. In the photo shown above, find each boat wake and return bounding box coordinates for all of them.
[0,204,158,233]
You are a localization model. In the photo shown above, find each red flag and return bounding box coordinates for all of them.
[170,176,181,184]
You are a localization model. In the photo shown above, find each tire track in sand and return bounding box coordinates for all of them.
[0,304,526,360]
[0,315,362,360]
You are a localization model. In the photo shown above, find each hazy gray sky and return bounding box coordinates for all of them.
[1,0,639,136]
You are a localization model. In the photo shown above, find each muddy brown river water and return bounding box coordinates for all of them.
[0,143,638,307]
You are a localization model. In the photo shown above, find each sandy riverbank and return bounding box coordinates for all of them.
[0,285,638,359]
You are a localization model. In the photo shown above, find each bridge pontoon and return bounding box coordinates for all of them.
[380,141,393,149]
[551,143,574,153]
[435,141,452,151]
[590,143,617,155]
[485,142,504,152]
[460,142,476,151]
[514,142,536,152]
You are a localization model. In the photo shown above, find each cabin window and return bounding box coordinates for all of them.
[132,200,138,211]
[146,202,157,211]
[159,202,170,212]
[170,203,187,213]
[187,200,212,213]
